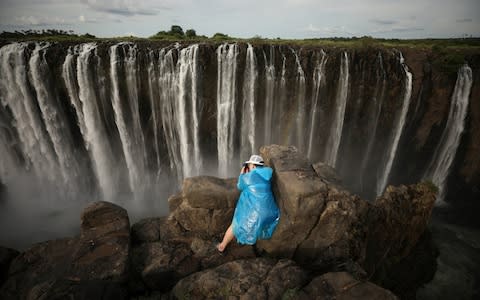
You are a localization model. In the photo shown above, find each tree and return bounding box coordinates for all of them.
[185,29,196,38]
[170,25,184,36]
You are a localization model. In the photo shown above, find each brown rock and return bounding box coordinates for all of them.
[0,201,131,299]
[168,176,239,238]
[171,258,309,299]
[298,272,399,300]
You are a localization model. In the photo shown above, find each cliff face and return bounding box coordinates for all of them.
[0,41,478,224]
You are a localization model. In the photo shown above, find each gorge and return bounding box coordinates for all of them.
[0,40,479,249]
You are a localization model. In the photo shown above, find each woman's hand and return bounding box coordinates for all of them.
[241,166,248,174]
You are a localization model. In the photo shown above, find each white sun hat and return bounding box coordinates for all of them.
[244,154,265,166]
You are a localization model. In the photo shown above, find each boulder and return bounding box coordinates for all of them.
[171,258,309,299]
[257,145,370,269]
[298,272,399,300]
[256,145,436,276]
[168,176,239,238]
[0,201,131,299]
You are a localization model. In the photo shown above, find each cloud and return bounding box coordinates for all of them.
[456,18,472,23]
[371,26,424,34]
[80,0,170,16]
[369,19,397,25]
[305,24,354,36]
[13,15,73,26]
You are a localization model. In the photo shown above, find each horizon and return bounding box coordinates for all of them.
[0,0,479,40]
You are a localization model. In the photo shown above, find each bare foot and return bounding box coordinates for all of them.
[217,243,226,252]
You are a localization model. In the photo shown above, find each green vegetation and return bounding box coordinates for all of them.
[1,26,479,54]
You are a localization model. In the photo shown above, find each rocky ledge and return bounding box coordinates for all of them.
[0,145,438,299]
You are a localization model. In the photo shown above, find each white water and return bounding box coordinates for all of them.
[263,46,275,145]
[0,43,59,184]
[110,43,147,198]
[177,44,202,177]
[216,44,239,177]
[324,52,349,167]
[376,52,413,196]
[291,48,307,152]
[30,43,84,193]
[358,52,387,190]
[424,64,473,204]
[72,43,117,201]
[240,44,257,162]
[307,50,327,159]
[146,50,162,175]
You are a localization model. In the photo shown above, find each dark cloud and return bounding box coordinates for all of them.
[369,19,397,25]
[391,27,424,32]
[456,18,472,23]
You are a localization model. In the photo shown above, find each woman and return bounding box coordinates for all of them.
[217,154,280,252]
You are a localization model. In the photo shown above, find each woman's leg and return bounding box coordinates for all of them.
[217,223,234,252]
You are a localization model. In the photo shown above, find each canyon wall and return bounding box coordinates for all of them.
[0,41,478,224]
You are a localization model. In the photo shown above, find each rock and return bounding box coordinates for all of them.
[312,161,343,186]
[131,241,199,291]
[256,144,436,277]
[70,201,131,282]
[257,145,370,269]
[0,246,19,286]
[0,201,131,299]
[171,258,309,299]
[168,176,239,238]
[131,217,184,245]
[298,272,399,300]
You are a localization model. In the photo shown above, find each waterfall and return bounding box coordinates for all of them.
[0,43,59,184]
[291,48,307,151]
[158,48,181,181]
[30,43,85,193]
[272,51,287,144]
[263,46,275,145]
[177,44,202,177]
[240,44,257,162]
[307,50,327,159]
[110,43,147,198]
[216,43,239,177]
[154,45,202,181]
[146,49,162,175]
[376,52,413,196]
[324,51,349,167]
[424,64,473,204]
[63,43,117,201]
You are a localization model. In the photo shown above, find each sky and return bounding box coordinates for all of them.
[0,0,479,39]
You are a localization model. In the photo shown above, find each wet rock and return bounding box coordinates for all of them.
[298,272,399,300]
[171,258,309,299]
[0,201,131,299]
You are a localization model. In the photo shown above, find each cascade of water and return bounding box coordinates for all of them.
[376,52,413,196]
[307,50,327,159]
[358,52,387,192]
[177,44,202,177]
[290,48,307,151]
[424,64,472,204]
[146,50,162,176]
[276,52,288,143]
[216,43,238,177]
[158,48,182,181]
[240,44,257,162]
[0,43,59,182]
[29,43,83,193]
[110,43,147,198]
[324,51,349,167]
[70,43,116,201]
[263,46,275,145]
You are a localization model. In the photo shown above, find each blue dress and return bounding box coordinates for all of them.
[232,166,280,245]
